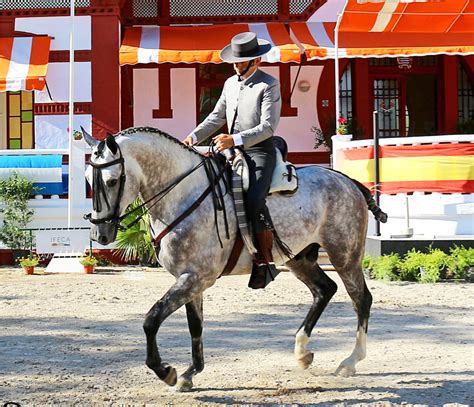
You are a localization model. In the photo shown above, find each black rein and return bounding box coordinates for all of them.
[84,143,230,247]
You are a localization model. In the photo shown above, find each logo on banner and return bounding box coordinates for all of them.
[51,236,71,247]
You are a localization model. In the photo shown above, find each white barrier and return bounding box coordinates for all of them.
[332,134,474,238]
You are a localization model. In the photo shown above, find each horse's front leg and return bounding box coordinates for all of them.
[143,272,204,387]
[176,294,204,392]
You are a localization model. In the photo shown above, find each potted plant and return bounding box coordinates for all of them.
[80,255,98,274]
[337,117,349,135]
[19,254,40,275]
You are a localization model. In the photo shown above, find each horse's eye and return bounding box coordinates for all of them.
[106,179,118,188]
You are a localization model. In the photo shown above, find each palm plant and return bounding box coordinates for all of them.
[113,198,158,266]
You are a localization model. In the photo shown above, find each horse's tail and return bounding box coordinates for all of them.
[329,168,388,223]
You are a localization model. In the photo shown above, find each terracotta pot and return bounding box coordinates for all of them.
[84,265,94,274]
[23,266,34,275]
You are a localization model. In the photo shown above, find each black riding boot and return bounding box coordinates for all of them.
[248,229,280,289]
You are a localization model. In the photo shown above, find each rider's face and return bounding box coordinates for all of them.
[233,60,252,76]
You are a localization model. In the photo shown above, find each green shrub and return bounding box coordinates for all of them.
[418,249,448,283]
[446,245,474,280]
[370,253,401,281]
[362,254,375,271]
[0,173,39,250]
[399,249,425,281]
[364,246,474,283]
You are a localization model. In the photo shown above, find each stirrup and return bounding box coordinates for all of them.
[248,262,279,290]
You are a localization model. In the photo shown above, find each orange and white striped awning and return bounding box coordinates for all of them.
[357,0,448,3]
[120,23,301,65]
[290,0,474,59]
[0,36,51,92]
[290,21,474,59]
[341,0,474,33]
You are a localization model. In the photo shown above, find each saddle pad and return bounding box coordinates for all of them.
[269,148,298,194]
[232,148,298,195]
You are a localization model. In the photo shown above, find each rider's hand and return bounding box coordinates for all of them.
[213,134,235,152]
[183,135,194,146]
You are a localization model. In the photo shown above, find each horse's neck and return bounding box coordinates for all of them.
[123,133,208,221]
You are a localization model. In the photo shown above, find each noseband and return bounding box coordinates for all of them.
[84,144,126,227]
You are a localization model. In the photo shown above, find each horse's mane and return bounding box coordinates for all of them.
[116,126,203,157]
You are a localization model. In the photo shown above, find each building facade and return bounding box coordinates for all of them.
[0,0,473,263]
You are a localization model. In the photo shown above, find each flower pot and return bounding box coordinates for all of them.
[84,265,94,274]
[23,266,34,275]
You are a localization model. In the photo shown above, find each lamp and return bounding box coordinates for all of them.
[297,80,310,92]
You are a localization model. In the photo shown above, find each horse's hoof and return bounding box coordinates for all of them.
[175,376,193,392]
[162,364,178,386]
[297,352,314,370]
[335,363,356,377]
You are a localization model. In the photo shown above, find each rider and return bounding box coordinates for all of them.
[183,32,280,290]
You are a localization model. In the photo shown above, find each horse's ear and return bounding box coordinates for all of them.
[105,133,118,155]
[81,126,98,148]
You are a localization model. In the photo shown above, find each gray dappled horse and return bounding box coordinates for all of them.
[83,126,372,392]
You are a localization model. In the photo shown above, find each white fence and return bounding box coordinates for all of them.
[332,134,474,238]
[0,141,92,242]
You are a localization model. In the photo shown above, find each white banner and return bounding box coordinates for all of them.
[35,229,90,254]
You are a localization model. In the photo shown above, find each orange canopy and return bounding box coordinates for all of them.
[0,36,51,91]
[342,0,474,33]
[290,0,474,59]
[120,24,301,65]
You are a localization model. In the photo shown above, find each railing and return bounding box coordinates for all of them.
[0,143,92,231]
[0,143,91,200]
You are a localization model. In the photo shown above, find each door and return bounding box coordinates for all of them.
[197,64,233,125]
[372,74,438,138]
[373,78,404,138]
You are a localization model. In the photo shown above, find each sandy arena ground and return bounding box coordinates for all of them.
[0,266,472,406]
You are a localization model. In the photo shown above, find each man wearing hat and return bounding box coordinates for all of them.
[183,32,281,289]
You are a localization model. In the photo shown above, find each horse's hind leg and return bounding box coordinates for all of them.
[176,294,204,392]
[333,262,373,377]
[286,244,338,370]
[143,272,204,387]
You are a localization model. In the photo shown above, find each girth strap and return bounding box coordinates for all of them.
[219,233,244,278]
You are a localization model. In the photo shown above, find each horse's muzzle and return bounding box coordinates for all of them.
[90,224,117,246]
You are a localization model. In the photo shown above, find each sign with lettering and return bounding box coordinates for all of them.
[35,229,90,254]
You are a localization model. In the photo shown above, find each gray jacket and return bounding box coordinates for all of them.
[193,69,281,149]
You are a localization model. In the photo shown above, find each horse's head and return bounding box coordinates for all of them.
[82,127,137,245]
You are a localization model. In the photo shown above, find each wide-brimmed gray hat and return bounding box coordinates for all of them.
[220,32,272,63]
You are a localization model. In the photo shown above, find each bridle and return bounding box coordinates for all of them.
[84,144,126,228]
[84,142,230,246]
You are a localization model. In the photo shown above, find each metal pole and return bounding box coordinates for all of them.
[373,110,381,236]
[334,11,342,130]
[334,1,348,132]
[67,0,75,228]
